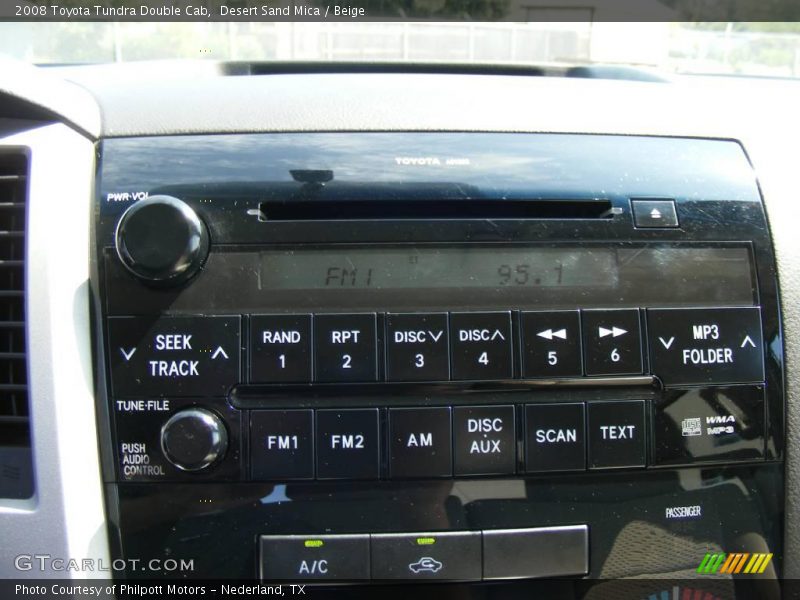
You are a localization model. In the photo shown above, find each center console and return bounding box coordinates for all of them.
[93,133,783,589]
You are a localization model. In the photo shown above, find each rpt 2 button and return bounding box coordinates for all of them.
[314,314,378,382]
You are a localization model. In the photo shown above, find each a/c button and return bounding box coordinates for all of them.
[260,534,370,581]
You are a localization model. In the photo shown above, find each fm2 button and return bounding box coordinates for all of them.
[316,409,380,479]
[521,311,582,378]
[647,307,764,386]
[250,314,312,383]
[588,401,646,469]
[108,315,240,397]
[385,313,450,381]
[450,312,513,380]
[453,405,516,476]
[314,314,378,382]
[581,309,643,376]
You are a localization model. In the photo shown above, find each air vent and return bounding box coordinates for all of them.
[0,150,32,500]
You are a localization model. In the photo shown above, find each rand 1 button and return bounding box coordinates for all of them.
[260,534,370,581]
[646,307,764,386]
[249,314,312,383]
[108,315,240,397]
[525,403,586,472]
[389,407,452,478]
[316,409,380,480]
[453,405,516,476]
[652,386,765,466]
[588,401,646,469]
[450,312,513,380]
[371,531,481,581]
[520,310,582,378]
[250,410,314,480]
[581,309,643,376]
[385,313,450,381]
[314,313,378,382]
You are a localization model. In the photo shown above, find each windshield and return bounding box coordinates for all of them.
[1,22,799,78]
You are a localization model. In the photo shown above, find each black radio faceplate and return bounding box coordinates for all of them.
[93,132,783,590]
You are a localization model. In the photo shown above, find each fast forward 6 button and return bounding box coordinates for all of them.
[450,312,513,380]
[582,309,642,376]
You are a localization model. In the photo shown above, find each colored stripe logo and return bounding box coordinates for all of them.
[697,552,772,574]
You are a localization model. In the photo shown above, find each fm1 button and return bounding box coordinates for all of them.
[385,313,449,381]
[314,314,378,382]
[250,410,314,480]
[525,403,586,472]
[521,311,582,378]
[108,315,240,397]
[250,314,312,383]
[316,409,380,479]
[588,401,646,469]
[450,312,513,380]
[581,309,643,376]
[260,534,370,581]
[453,405,516,475]
[647,307,764,386]
[389,407,452,478]
[371,531,481,581]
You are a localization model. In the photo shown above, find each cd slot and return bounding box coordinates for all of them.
[258,199,614,221]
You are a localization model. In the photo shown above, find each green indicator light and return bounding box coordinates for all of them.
[416,537,436,546]
[304,540,324,548]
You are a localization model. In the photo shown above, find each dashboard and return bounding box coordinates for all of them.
[1,59,800,598]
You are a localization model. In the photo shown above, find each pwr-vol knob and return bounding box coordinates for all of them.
[160,408,228,472]
[115,195,209,286]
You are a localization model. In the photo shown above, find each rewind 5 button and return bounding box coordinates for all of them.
[521,311,582,378]
[581,309,643,376]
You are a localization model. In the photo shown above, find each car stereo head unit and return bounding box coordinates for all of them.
[92,132,783,592]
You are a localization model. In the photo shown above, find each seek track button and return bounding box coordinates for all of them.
[647,307,764,386]
[108,315,240,397]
